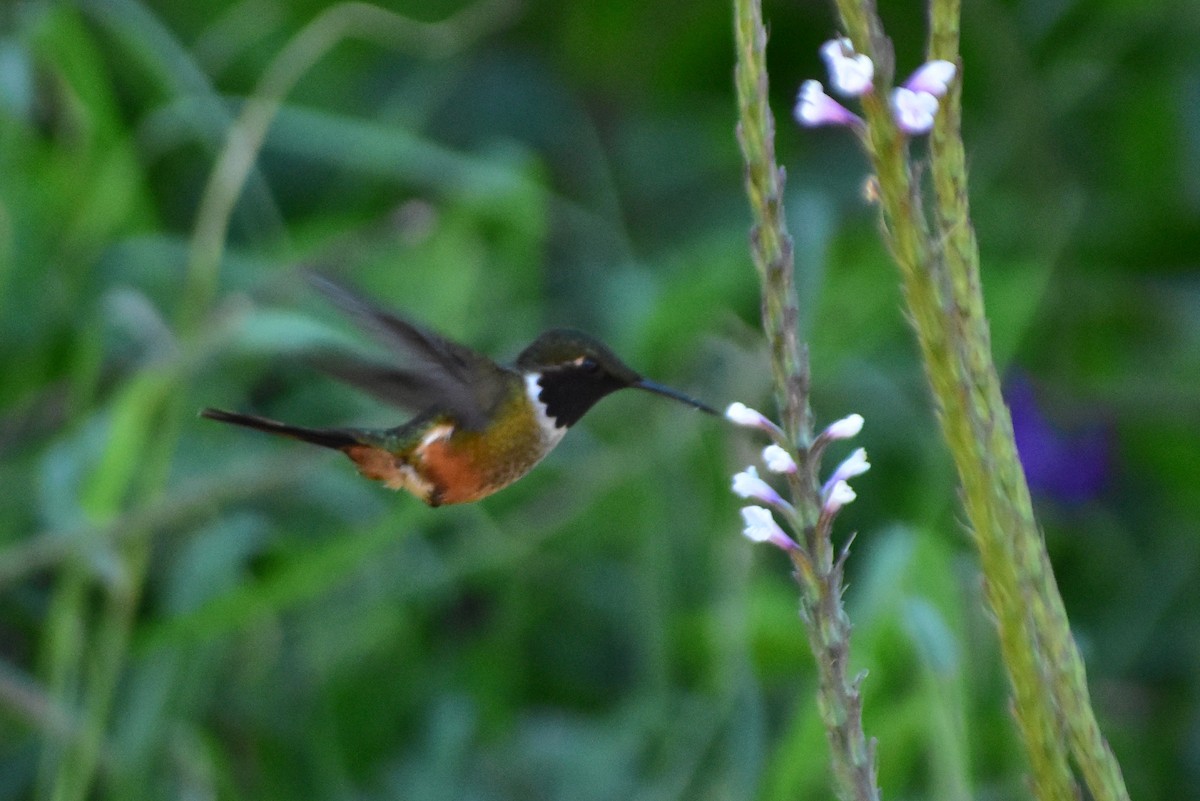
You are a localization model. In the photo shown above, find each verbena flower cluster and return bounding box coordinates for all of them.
[727,405,869,552]
[794,37,956,136]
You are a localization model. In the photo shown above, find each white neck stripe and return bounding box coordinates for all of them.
[524,373,568,444]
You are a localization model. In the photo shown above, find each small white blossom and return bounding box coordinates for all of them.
[823,480,857,514]
[794,80,863,128]
[726,402,771,429]
[824,413,864,441]
[740,506,778,542]
[904,60,956,97]
[889,60,956,136]
[732,466,784,506]
[829,447,870,485]
[891,87,940,135]
[820,37,874,96]
[740,506,797,550]
[762,444,797,474]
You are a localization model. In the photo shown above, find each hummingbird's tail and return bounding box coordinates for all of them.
[200,408,360,450]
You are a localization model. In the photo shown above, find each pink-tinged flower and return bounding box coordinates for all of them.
[794,80,863,128]
[890,60,956,135]
[904,60,956,98]
[732,466,785,507]
[823,413,864,441]
[823,480,857,514]
[820,37,874,96]
[725,402,787,441]
[725,402,771,429]
[823,447,870,495]
[762,444,797,474]
[891,87,940,135]
[740,506,799,551]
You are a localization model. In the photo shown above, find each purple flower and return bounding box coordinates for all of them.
[1007,375,1111,504]
[820,38,874,96]
[795,80,863,129]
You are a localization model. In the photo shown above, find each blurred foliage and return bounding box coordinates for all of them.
[0,0,1197,798]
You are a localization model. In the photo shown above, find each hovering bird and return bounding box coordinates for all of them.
[201,277,717,506]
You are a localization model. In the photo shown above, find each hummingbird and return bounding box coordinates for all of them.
[201,277,717,506]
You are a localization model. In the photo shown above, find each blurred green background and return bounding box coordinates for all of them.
[2,0,1198,798]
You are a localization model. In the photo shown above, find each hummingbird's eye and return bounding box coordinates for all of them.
[580,356,601,374]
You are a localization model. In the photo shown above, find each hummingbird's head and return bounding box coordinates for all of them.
[516,329,717,429]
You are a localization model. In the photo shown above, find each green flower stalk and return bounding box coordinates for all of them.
[791,0,1133,799]
[731,1,881,800]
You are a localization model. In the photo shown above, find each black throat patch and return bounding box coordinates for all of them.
[532,368,625,429]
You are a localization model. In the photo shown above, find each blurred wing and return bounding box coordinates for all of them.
[306,351,503,430]
[307,275,507,429]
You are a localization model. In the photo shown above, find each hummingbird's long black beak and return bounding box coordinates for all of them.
[633,379,719,415]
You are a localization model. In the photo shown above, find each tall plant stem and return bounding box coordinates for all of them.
[733,0,880,799]
[829,0,1131,799]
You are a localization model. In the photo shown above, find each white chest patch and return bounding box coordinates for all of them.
[525,373,568,448]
